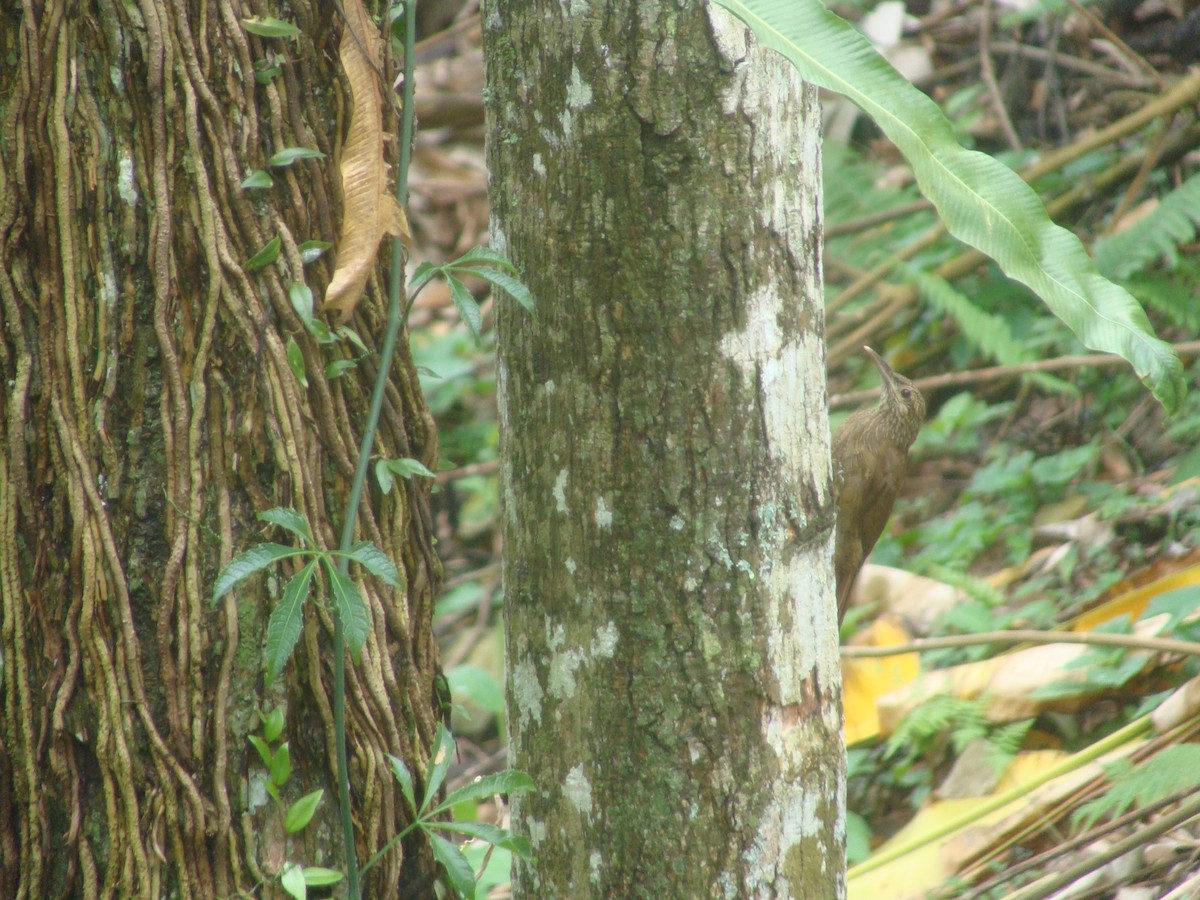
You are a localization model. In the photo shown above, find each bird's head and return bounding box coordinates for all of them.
[864,346,925,447]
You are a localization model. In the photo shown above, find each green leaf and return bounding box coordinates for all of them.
[846,810,873,866]
[1145,586,1200,630]
[259,705,286,743]
[325,358,358,379]
[435,770,535,814]
[434,820,534,860]
[388,754,418,814]
[284,789,324,834]
[269,147,326,167]
[302,867,343,887]
[445,665,506,723]
[336,326,370,354]
[245,235,281,271]
[265,561,316,685]
[241,16,302,38]
[342,541,404,588]
[283,284,334,342]
[298,240,333,264]
[446,274,482,342]
[435,582,488,619]
[254,65,282,85]
[257,507,313,544]
[241,170,274,190]
[422,724,457,815]
[212,542,299,602]
[456,265,535,315]
[280,862,306,900]
[429,832,476,900]
[286,336,308,389]
[247,734,273,769]
[410,261,440,292]
[323,561,371,662]
[386,457,436,480]
[712,0,1185,411]
[307,316,335,345]
[1029,442,1097,487]
[288,282,314,326]
[453,246,517,272]
[269,741,292,788]
[374,459,395,495]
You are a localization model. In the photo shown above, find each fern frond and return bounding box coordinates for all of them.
[1093,174,1200,280]
[1126,269,1200,331]
[907,269,1028,366]
[1072,744,1200,832]
[886,695,988,759]
[985,720,1034,773]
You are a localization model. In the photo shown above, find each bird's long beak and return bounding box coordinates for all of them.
[863,346,899,401]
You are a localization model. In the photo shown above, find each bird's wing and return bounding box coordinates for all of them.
[851,446,908,559]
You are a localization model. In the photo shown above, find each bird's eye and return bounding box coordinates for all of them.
[901,389,911,398]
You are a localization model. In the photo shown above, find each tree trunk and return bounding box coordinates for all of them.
[0,1,440,896]
[484,2,844,897]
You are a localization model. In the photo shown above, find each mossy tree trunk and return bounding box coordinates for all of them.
[0,1,440,895]
[484,2,844,896]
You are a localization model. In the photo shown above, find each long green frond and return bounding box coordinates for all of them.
[713,0,1184,410]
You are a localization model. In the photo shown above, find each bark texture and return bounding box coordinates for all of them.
[484,2,845,896]
[0,1,440,895]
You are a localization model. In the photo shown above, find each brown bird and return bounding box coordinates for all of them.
[832,347,925,626]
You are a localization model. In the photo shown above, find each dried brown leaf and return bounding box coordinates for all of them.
[323,0,411,323]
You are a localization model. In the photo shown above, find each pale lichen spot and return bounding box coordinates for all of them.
[118,157,138,207]
[591,621,618,657]
[563,764,593,820]
[566,64,594,109]
[548,647,584,699]
[565,557,577,575]
[554,468,569,513]
[594,496,612,529]
[669,514,685,531]
[717,286,822,502]
[533,153,546,177]
[510,659,544,728]
[101,272,117,310]
[248,770,270,811]
[527,817,547,848]
[589,850,602,883]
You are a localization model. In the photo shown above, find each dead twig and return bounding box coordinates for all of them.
[979,0,1022,152]
[830,341,1200,409]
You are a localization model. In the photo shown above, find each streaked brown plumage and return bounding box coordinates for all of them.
[832,347,925,625]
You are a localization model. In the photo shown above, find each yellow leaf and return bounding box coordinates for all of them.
[1071,561,1200,633]
[843,616,920,745]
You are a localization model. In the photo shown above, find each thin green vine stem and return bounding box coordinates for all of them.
[332,1,418,897]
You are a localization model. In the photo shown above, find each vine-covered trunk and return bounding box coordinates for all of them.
[0,1,440,895]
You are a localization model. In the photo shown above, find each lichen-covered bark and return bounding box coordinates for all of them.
[484,2,844,897]
[0,1,440,895]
